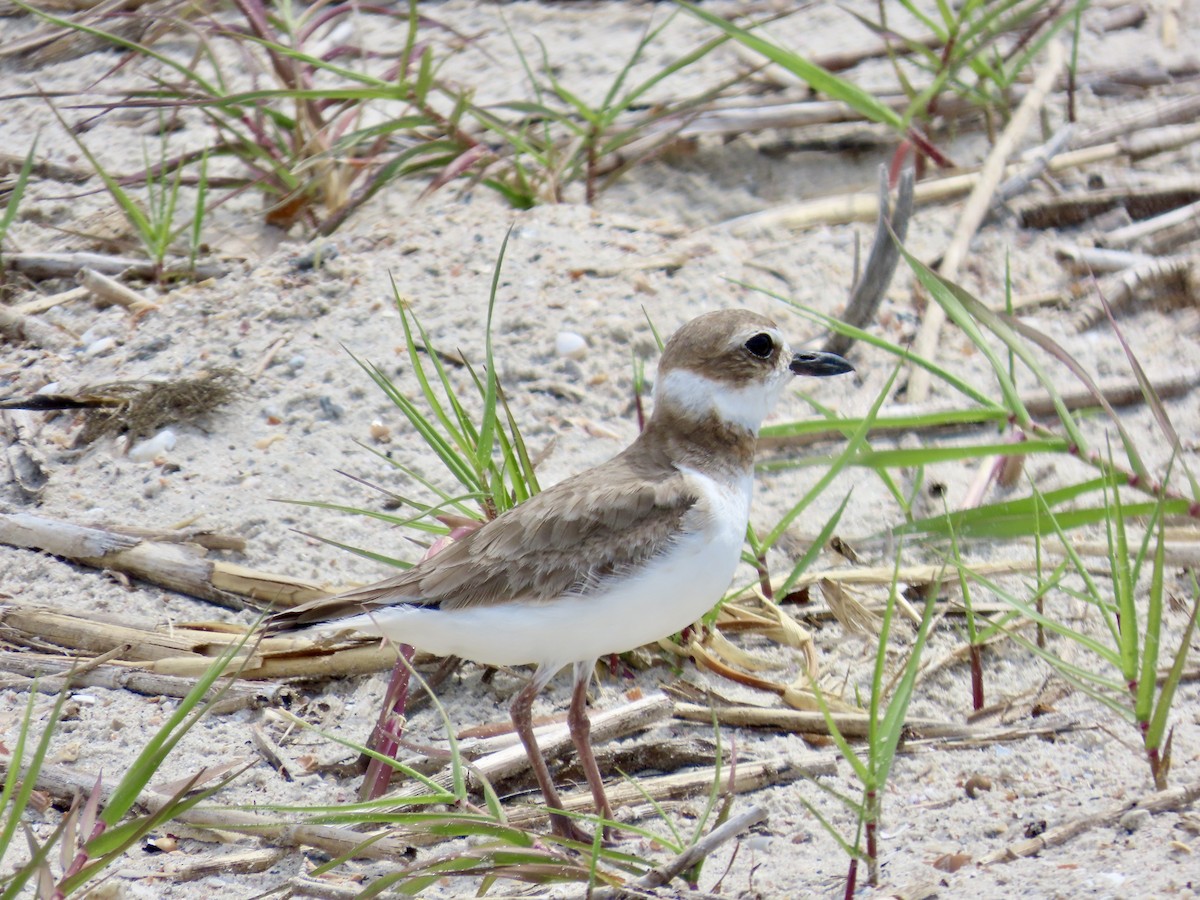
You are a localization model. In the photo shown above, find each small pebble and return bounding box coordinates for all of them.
[965,774,993,798]
[128,429,176,462]
[79,325,106,345]
[1119,809,1151,832]
[37,382,61,394]
[318,396,344,420]
[290,242,339,271]
[369,419,390,442]
[287,354,306,373]
[555,331,588,360]
[85,336,118,357]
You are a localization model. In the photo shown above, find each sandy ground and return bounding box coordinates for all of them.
[2,1,1200,897]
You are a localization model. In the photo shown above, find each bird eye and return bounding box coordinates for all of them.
[744,333,774,359]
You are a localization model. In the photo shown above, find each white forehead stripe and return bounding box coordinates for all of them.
[657,368,780,433]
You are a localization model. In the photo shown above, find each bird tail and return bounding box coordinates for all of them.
[263,573,421,635]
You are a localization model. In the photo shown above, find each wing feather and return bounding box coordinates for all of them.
[267,451,696,632]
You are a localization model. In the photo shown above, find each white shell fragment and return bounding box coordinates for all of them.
[128,428,177,462]
[555,331,588,360]
[85,337,118,357]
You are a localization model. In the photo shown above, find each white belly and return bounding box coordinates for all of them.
[330,467,752,674]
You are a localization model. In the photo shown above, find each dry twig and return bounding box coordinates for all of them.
[627,806,767,891]
[1071,255,1195,330]
[77,267,159,313]
[723,120,1200,235]
[979,779,1200,864]
[3,251,227,281]
[672,702,965,738]
[0,651,292,714]
[1102,198,1200,253]
[1018,177,1200,229]
[0,512,331,612]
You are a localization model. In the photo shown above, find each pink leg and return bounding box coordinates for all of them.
[510,666,589,842]
[569,660,615,839]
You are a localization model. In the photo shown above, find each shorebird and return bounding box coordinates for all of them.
[267,309,852,840]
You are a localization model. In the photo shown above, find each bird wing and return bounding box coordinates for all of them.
[267,453,698,631]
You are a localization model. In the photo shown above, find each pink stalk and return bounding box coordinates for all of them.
[359,644,416,801]
[359,523,479,800]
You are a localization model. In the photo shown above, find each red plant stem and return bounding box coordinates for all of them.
[866,789,879,886]
[1147,744,1163,787]
[925,34,957,120]
[55,819,107,898]
[754,550,774,602]
[359,643,416,801]
[585,123,599,205]
[969,643,985,711]
[905,126,954,169]
[887,140,912,187]
[844,858,858,900]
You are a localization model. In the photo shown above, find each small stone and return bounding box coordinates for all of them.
[369,419,390,442]
[965,774,993,798]
[290,241,339,271]
[287,354,306,373]
[1119,809,1151,832]
[555,331,588,360]
[318,396,344,420]
[128,429,176,462]
[85,336,118,357]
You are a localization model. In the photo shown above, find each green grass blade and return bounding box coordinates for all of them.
[1145,586,1200,753]
[815,437,1068,470]
[679,2,904,129]
[970,564,1120,667]
[12,0,222,96]
[779,490,852,595]
[351,349,480,493]
[806,677,871,785]
[760,406,1010,441]
[45,100,154,253]
[1108,471,1138,686]
[998,310,1149,482]
[1135,518,1166,723]
[875,589,938,785]
[101,630,256,824]
[0,687,70,867]
[0,135,37,254]
[764,291,1000,409]
[897,246,1032,427]
[762,362,899,548]
[476,227,513,476]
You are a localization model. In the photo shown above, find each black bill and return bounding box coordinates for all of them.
[789,350,854,377]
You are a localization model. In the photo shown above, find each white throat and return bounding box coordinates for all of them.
[657,368,783,434]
